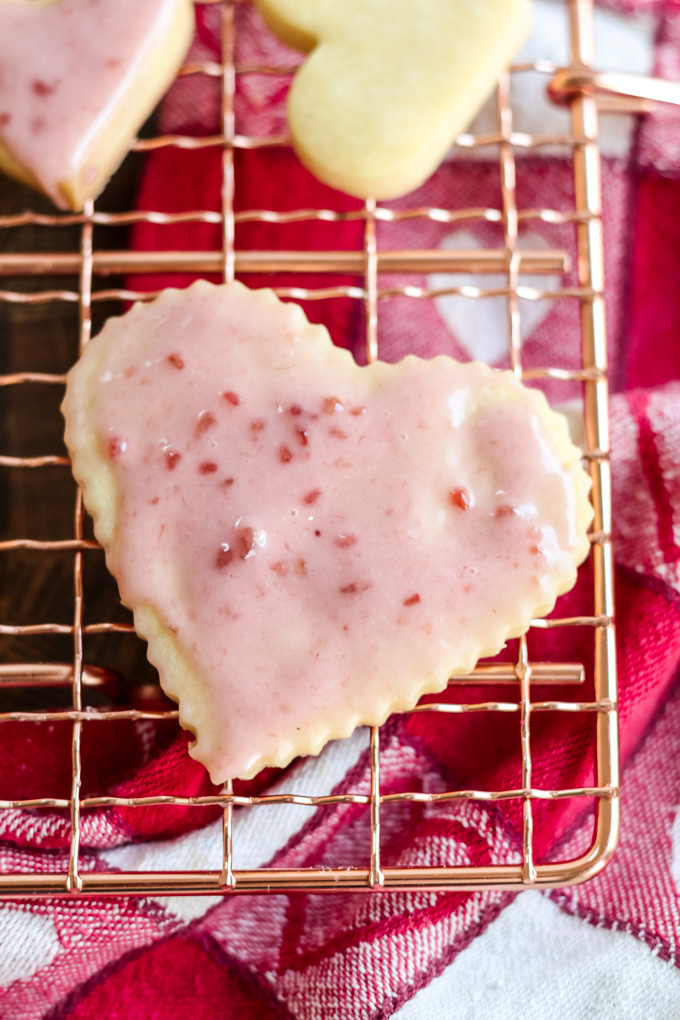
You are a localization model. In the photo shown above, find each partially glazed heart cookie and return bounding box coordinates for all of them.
[62,282,592,782]
[255,0,531,199]
[0,0,193,210]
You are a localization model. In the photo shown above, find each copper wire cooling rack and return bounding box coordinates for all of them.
[0,0,619,896]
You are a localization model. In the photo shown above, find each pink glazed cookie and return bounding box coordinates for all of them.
[62,282,592,783]
[0,0,193,210]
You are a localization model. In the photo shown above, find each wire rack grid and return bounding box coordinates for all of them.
[0,0,618,896]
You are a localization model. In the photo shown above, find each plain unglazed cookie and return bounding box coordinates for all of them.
[0,0,193,210]
[255,0,531,200]
[62,281,592,783]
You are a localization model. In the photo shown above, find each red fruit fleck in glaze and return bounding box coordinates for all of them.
[0,113,11,126]
[449,487,472,511]
[223,478,235,487]
[314,530,321,537]
[165,450,181,470]
[495,504,516,518]
[106,436,126,459]
[403,593,421,606]
[215,545,233,569]
[350,406,366,416]
[279,445,293,463]
[196,411,217,435]
[167,353,184,370]
[330,428,347,440]
[322,396,343,414]
[334,533,356,548]
[296,558,307,576]
[223,391,241,406]
[237,526,256,560]
[340,581,371,595]
[303,489,322,505]
[32,79,57,97]
[289,404,303,416]
[296,427,309,447]
[251,419,265,433]
[199,461,218,474]
[270,561,288,576]
[149,496,159,506]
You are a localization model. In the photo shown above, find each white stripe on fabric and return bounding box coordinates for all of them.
[102,727,370,924]
[393,891,680,1020]
[0,907,61,986]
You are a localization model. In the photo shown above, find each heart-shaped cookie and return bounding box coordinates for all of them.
[62,282,592,783]
[255,0,531,199]
[0,0,193,210]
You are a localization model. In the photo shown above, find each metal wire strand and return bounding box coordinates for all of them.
[0,0,618,896]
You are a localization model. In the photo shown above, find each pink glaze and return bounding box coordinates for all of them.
[0,0,183,207]
[65,284,588,781]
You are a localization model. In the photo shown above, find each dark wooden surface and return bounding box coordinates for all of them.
[0,138,162,711]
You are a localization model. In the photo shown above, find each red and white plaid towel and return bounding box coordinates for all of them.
[4,2,680,1017]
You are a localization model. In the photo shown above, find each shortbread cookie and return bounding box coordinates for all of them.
[255,0,531,199]
[62,282,592,783]
[0,0,193,210]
